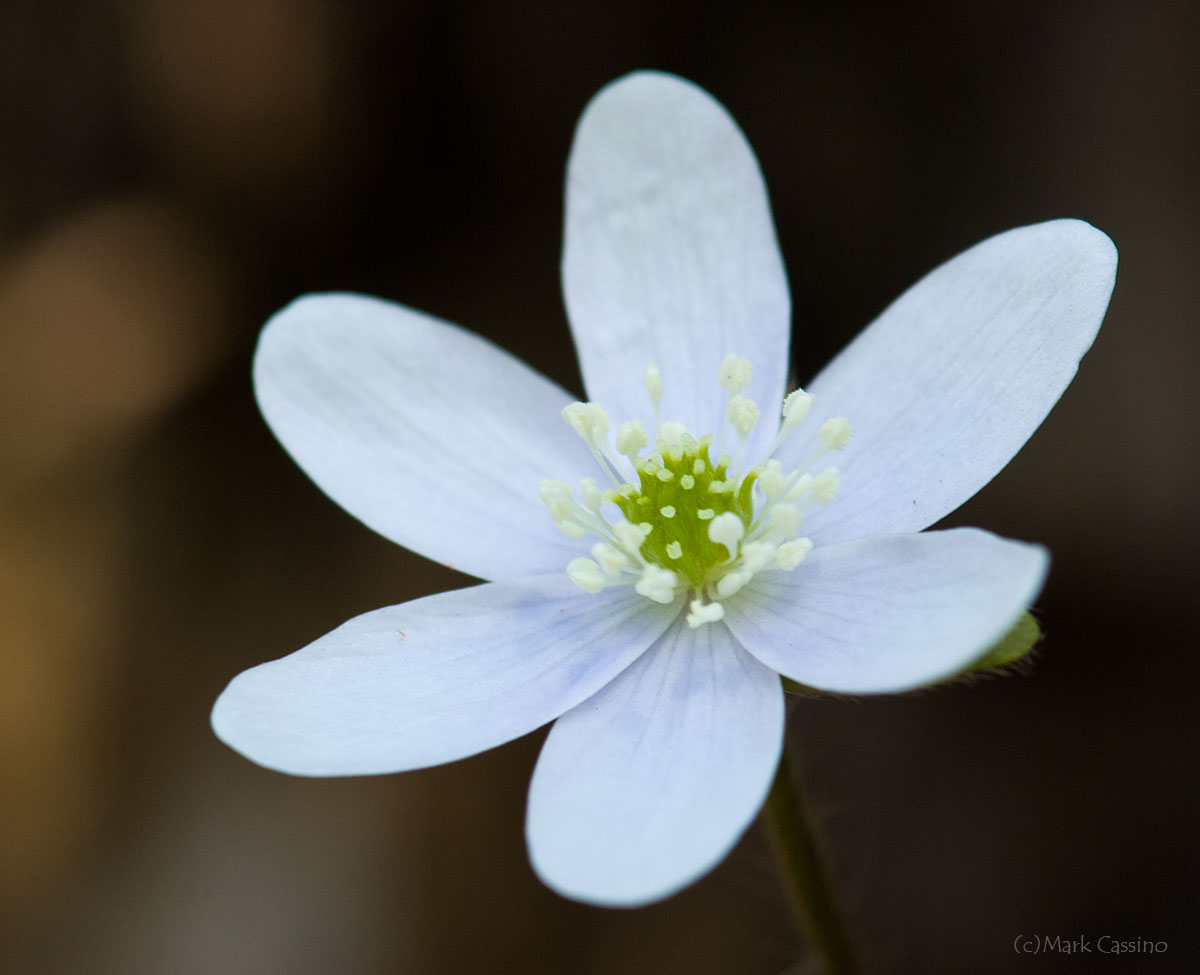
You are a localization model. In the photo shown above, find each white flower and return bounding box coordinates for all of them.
[212,71,1116,907]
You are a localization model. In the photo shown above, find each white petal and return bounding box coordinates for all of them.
[212,575,679,776]
[255,293,595,580]
[563,71,790,453]
[526,617,783,906]
[723,528,1048,694]
[790,220,1116,543]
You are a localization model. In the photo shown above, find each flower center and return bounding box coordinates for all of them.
[540,356,851,628]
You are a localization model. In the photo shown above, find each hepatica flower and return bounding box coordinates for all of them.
[213,71,1116,907]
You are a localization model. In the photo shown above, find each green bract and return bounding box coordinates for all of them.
[964,611,1041,673]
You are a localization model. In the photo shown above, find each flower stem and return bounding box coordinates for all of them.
[762,745,860,975]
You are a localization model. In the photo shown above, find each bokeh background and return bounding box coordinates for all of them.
[2,2,1196,973]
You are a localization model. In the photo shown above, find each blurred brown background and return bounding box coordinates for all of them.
[1,1,1196,973]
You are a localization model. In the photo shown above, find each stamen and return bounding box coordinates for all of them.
[644,363,663,437]
[727,394,760,479]
[686,597,726,628]
[566,557,608,593]
[613,519,648,556]
[817,416,853,452]
[781,389,814,430]
[727,395,759,435]
[784,472,813,502]
[757,460,785,498]
[776,537,813,570]
[591,542,631,576]
[542,359,849,613]
[562,401,608,442]
[579,477,603,511]
[708,512,745,559]
[562,402,623,485]
[769,504,803,537]
[740,541,777,571]
[811,468,840,504]
[762,387,815,462]
[636,565,678,604]
[717,354,753,394]
[715,568,753,598]
[657,421,690,462]
[616,419,647,462]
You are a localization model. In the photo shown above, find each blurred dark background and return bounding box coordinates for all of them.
[1,1,1196,973]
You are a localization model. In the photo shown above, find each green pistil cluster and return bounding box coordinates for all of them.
[543,355,852,626]
[608,432,757,587]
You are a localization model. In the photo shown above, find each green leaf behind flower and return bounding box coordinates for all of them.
[963,611,1041,673]
[780,611,1042,696]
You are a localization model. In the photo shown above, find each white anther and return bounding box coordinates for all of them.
[579,477,603,511]
[811,467,840,504]
[687,598,726,628]
[666,541,683,560]
[567,558,608,593]
[781,389,814,430]
[562,402,610,443]
[591,542,630,576]
[658,421,689,457]
[740,541,777,571]
[616,419,648,459]
[759,464,786,497]
[680,474,695,489]
[776,537,813,570]
[716,568,753,598]
[785,472,813,502]
[660,505,677,518]
[708,512,745,558]
[538,479,574,521]
[636,565,678,604]
[817,417,853,452]
[614,519,646,554]
[644,363,664,435]
[717,354,753,394]
[727,395,760,435]
[698,508,715,520]
[555,520,588,539]
[644,363,663,400]
[769,503,803,538]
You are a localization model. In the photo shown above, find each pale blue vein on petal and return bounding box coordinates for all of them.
[211,574,681,776]
[722,528,1049,694]
[563,71,791,461]
[526,615,783,906]
[254,292,597,581]
[783,219,1116,545]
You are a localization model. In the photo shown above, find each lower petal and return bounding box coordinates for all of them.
[723,528,1048,694]
[525,618,783,907]
[212,575,678,776]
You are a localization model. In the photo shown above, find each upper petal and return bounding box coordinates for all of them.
[723,528,1049,694]
[254,293,595,580]
[526,616,783,906]
[789,220,1116,543]
[563,71,790,454]
[212,574,679,776]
